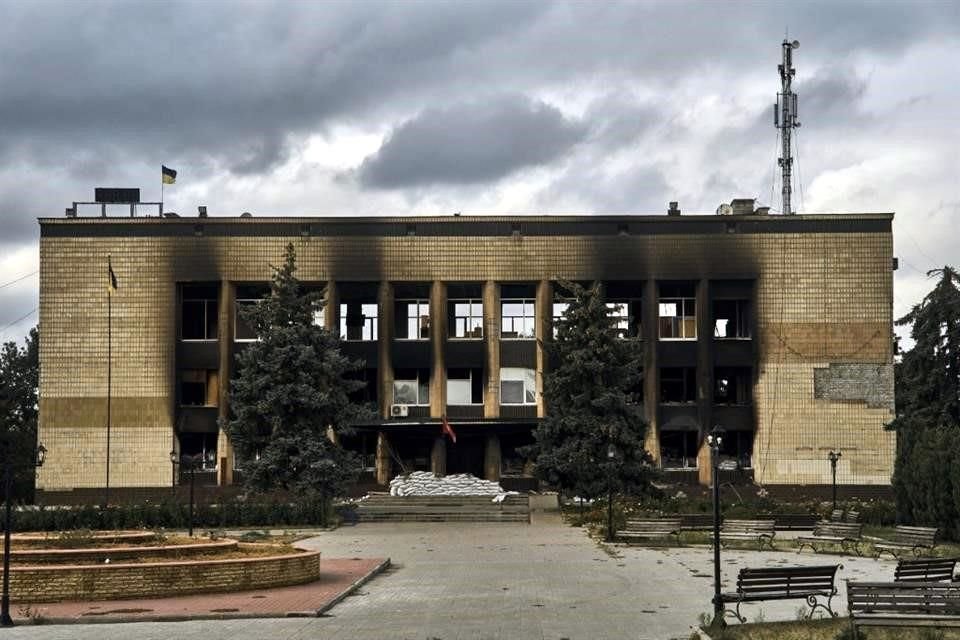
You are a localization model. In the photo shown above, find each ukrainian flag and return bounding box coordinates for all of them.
[162,165,177,185]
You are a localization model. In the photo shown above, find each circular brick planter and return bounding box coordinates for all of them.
[8,544,321,603]
[13,531,157,546]
[4,538,237,564]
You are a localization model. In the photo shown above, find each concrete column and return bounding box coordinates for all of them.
[642,279,661,465]
[696,279,714,485]
[483,280,500,418]
[431,437,447,476]
[430,281,447,418]
[484,434,502,482]
[378,281,394,419]
[216,280,235,486]
[375,431,392,485]
[325,280,339,334]
[535,280,551,418]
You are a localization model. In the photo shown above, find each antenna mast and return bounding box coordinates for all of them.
[775,39,800,215]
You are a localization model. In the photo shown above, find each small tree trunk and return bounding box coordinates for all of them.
[320,489,328,528]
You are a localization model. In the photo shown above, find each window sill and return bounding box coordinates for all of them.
[180,338,218,342]
[395,338,430,342]
[449,337,484,341]
[714,337,752,341]
[658,337,698,342]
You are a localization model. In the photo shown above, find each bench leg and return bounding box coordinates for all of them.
[806,593,838,620]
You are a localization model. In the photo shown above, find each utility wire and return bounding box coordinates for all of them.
[0,270,38,289]
[0,307,37,333]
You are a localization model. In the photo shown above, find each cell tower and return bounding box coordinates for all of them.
[775,39,800,215]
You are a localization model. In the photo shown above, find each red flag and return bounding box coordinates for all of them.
[441,415,457,444]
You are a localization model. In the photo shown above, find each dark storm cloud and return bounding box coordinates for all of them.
[356,96,587,188]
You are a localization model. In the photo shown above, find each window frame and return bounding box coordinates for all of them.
[658,297,697,340]
[397,299,431,341]
[392,369,430,406]
[450,298,484,340]
[500,298,536,340]
[713,299,751,340]
[339,302,379,342]
[234,298,262,342]
[446,368,483,405]
[500,367,537,405]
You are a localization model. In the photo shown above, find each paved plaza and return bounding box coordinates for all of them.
[7,514,897,640]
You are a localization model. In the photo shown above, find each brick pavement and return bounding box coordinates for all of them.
[5,515,899,640]
[13,557,388,624]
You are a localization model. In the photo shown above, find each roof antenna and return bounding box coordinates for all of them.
[775,37,800,215]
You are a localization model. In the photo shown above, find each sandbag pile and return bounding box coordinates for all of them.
[388,471,516,497]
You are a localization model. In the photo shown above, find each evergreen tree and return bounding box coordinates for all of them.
[524,281,656,500]
[890,267,960,537]
[0,326,39,501]
[226,244,372,515]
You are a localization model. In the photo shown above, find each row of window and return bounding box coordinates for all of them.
[178,366,749,407]
[183,295,751,342]
[392,367,536,406]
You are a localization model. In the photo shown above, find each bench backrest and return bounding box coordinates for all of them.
[623,518,682,532]
[737,564,840,597]
[813,522,863,538]
[829,509,844,522]
[895,558,958,582]
[723,519,776,534]
[845,510,860,523]
[848,581,960,616]
[768,513,819,530]
[893,525,938,547]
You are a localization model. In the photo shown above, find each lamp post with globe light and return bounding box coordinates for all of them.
[1,443,46,627]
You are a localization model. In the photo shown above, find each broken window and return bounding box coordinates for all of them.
[658,283,696,340]
[606,301,642,339]
[181,284,218,340]
[176,432,218,471]
[235,284,269,342]
[450,299,484,339]
[501,367,536,405]
[552,302,570,338]
[714,299,751,339]
[659,431,699,469]
[180,370,218,406]
[396,299,430,340]
[660,367,696,403]
[718,431,754,469]
[714,367,752,405]
[347,368,378,405]
[393,368,430,405]
[447,368,483,405]
[340,302,378,341]
[501,299,535,339]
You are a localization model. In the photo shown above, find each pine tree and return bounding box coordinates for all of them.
[0,326,39,501]
[524,281,656,500]
[890,267,960,537]
[226,244,372,516]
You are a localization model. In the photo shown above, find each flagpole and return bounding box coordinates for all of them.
[104,258,112,509]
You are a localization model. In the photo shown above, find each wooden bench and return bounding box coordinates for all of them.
[719,519,777,550]
[617,518,682,545]
[796,522,864,555]
[719,564,842,623]
[828,509,844,522]
[769,513,819,530]
[847,581,960,636]
[826,509,859,523]
[678,513,714,531]
[874,526,939,559]
[895,557,958,582]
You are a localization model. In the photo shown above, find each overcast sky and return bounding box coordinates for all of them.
[1,0,958,343]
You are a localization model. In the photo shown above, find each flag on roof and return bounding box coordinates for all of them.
[162,165,177,184]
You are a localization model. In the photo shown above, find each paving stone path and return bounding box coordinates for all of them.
[6,514,896,640]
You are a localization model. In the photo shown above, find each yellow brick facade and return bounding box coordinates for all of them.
[36,215,895,490]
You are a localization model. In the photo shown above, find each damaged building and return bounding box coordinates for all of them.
[35,199,897,500]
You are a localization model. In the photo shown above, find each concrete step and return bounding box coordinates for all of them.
[355,495,531,523]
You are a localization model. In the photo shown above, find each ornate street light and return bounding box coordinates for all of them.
[605,442,618,542]
[1,444,47,627]
[707,425,725,629]
[828,451,842,513]
[170,451,199,537]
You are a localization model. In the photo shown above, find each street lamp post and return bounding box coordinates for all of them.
[707,425,725,629]
[1,444,46,627]
[828,451,842,513]
[605,442,617,543]
[170,451,199,537]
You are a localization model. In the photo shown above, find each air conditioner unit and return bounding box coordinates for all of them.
[390,404,409,418]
